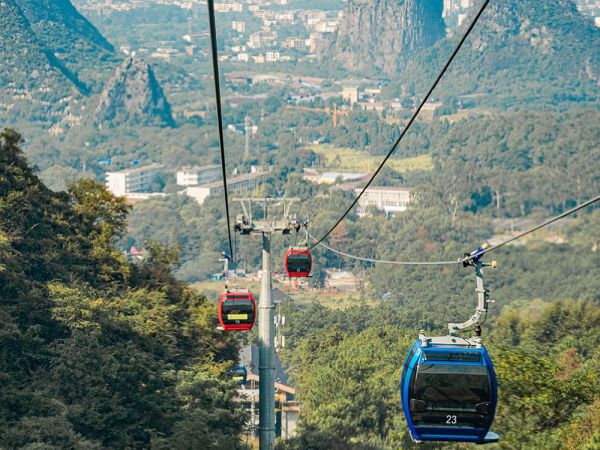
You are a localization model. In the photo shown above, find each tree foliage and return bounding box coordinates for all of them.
[0,129,247,448]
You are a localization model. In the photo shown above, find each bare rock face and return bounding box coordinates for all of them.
[327,0,445,74]
[94,57,174,128]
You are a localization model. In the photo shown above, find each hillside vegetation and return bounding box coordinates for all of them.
[0,129,248,449]
[389,0,600,109]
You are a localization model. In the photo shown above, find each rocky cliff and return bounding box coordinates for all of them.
[94,57,175,128]
[326,0,445,74]
[392,0,600,107]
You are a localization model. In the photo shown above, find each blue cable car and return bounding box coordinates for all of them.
[400,248,500,444]
[400,336,499,444]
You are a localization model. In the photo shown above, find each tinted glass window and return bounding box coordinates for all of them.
[401,346,417,397]
[222,300,254,324]
[287,254,310,272]
[409,364,492,429]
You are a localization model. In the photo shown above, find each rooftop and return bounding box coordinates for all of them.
[189,171,266,190]
[107,163,164,175]
[355,186,411,193]
[178,164,220,172]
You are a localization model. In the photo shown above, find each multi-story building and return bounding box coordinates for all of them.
[232,21,246,33]
[106,163,164,197]
[176,165,221,186]
[355,186,411,217]
[182,172,266,205]
[266,51,280,62]
[248,31,277,49]
[214,2,243,12]
[342,86,359,105]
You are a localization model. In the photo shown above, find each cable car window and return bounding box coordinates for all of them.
[400,345,418,402]
[414,364,490,406]
[409,364,491,428]
[221,300,254,324]
[287,254,310,271]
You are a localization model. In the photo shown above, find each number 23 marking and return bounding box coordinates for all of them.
[446,415,457,424]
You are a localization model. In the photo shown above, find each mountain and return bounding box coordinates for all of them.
[14,0,115,89]
[392,0,600,108]
[325,0,445,74]
[94,57,175,128]
[0,0,83,121]
[0,0,116,127]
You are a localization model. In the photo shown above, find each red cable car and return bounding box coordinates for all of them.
[284,247,312,277]
[218,290,256,331]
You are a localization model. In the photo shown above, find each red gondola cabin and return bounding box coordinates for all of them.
[284,247,312,277]
[218,290,256,331]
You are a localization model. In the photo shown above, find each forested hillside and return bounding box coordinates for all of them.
[389,0,600,109]
[276,300,600,449]
[0,1,82,119]
[0,129,248,449]
[14,0,116,90]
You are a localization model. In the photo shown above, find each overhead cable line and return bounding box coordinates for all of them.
[308,194,600,266]
[207,0,234,260]
[473,193,600,259]
[308,0,491,251]
[306,230,458,265]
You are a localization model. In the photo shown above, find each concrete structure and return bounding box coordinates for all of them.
[302,168,368,185]
[232,20,246,33]
[182,172,265,205]
[355,186,411,217]
[176,165,220,186]
[342,85,358,105]
[105,163,164,197]
[266,51,280,62]
[123,192,167,204]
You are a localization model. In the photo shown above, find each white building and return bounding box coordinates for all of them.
[182,172,266,205]
[176,165,221,186]
[106,164,164,197]
[355,186,411,217]
[265,51,280,62]
[232,21,246,33]
[342,86,359,105]
[302,168,368,185]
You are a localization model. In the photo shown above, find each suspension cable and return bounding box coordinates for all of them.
[307,230,458,265]
[308,0,491,251]
[308,194,600,266]
[473,193,600,260]
[207,0,234,259]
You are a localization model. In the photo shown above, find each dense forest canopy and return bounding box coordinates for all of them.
[1,0,599,447]
[0,129,248,449]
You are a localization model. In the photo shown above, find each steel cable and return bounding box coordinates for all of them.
[308,0,492,251]
[207,0,234,259]
[308,194,600,265]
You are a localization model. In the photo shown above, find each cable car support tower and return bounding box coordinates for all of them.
[234,197,299,450]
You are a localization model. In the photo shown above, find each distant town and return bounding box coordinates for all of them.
[104,161,413,217]
[74,0,600,68]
